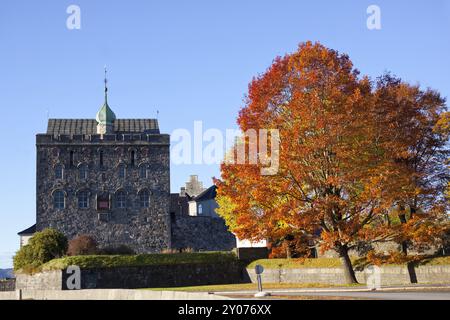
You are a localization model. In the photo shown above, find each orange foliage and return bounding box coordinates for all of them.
[216,42,449,273]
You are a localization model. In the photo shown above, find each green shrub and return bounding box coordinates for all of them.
[68,235,98,256]
[13,244,38,271]
[42,251,237,271]
[14,228,68,271]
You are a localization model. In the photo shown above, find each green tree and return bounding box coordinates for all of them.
[13,244,38,271]
[14,228,68,271]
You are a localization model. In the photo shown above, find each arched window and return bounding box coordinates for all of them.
[139,165,147,179]
[130,150,136,167]
[118,164,126,179]
[79,164,88,180]
[138,190,150,208]
[53,191,65,209]
[78,191,89,209]
[55,165,64,180]
[116,190,126,209]
[99,150,104,167]
[198,204,203,215]
[69,151,74,167]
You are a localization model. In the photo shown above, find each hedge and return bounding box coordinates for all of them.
[40,251,238,272]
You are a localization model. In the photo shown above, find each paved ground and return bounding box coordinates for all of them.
[270,290,450,300]
[215,284,450,300]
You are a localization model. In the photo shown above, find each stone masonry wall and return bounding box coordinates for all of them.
[16,271,62,290]
[171,216,236,251]
[36,134,171,253]
[0,280,16,292]
[246,265,450,286]
[318,242,437,258]
[16,262,245,290]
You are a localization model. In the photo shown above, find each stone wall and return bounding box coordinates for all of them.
[16,262,245,290]
[16,270,62,290]
[0,289,232,300]
[36,133,171,253]
[171,216,236,251]
[236,248,269,261]
[318,243,392,258]
[246,265,450,286]
[0,279,15,292]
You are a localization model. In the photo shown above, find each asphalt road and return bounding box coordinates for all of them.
[217,285,450,300]
[275,290,450,300]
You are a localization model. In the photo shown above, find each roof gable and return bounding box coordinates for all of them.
[194,185,217,202]
[18,224,36,235]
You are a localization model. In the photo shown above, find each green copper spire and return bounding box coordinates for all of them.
[96,66,116,126]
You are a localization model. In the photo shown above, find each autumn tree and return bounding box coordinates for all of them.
[215,42,449,284]
[372,75,450,262]
[67,235,98,256]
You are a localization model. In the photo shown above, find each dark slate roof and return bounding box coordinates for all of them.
[194,185,217,202]
[18,224,36,236]
[46,119,160,135]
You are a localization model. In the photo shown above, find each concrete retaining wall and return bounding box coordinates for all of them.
[0,289,231,300]
[246,265,450,285]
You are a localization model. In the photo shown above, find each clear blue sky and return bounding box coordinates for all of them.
[0,0,449,268]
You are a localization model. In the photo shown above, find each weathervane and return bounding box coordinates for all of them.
[104,65,108,101]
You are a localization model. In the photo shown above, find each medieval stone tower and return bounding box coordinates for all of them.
[35,75,171,253]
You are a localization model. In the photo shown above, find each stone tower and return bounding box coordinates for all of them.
[184,175,206,197]
[35,79,171,253]
[96,68,116,134]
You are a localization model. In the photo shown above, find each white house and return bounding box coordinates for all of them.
[188,185,220,218]
[17,224,36,248]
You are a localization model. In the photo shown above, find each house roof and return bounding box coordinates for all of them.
[18,224,36,236]
[46,119,160,135]
[194,185,217,202]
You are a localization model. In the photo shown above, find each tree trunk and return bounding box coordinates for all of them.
[338,245,358,284]
[398,213,408,255]
[285,240,292,259]
[399,211,417,283]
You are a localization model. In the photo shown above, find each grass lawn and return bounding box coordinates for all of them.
[143,282,364,292]
[247,258,344,269]
[416,256,450,266]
